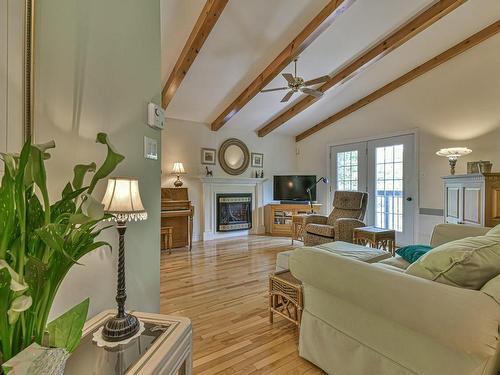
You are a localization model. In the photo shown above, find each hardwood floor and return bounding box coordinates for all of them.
[160,235,325,375]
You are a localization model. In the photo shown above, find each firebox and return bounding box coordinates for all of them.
[216,193,252,232]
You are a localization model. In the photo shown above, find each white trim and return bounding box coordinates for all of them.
[198,176,268,184]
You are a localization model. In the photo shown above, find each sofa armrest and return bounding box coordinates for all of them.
[333,218,365,242]
[290,247,500,358]
[304,215,328,225]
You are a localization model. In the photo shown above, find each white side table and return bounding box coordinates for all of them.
[65,310,192,375]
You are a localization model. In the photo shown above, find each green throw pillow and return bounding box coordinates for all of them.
[396,245,432,263]
[406,234,500,290]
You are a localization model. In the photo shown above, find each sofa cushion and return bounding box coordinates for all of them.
[315,242,391,263]
[378,255,411,270]
[306,223,335,238]
[406,235,500,290]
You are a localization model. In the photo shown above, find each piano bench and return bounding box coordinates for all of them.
[161,226,173,254]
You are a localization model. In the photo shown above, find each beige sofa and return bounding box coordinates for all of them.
[290,224,500,375]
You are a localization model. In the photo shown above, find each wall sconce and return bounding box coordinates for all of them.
[436,147,472,175]
[171,162,186,187]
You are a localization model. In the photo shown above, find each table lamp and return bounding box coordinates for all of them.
[171,162,186,187]
[436,147,471,175]
[101,177,148,342]
[306,177,329,213]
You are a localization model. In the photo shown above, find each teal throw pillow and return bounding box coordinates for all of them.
[396,245,432,263]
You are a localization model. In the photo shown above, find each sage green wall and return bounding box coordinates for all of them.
[34,0,162,319]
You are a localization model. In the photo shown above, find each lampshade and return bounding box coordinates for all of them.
[101,177,148,222]
[171,162,186,175]
[436,147,472,160]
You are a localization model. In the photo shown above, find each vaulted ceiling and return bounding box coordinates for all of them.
[160,0,500,140]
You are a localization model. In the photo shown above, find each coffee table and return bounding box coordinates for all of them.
[353,226,396,256]
[65,310,192,375]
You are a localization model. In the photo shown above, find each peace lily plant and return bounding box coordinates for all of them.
[0,133,124,366]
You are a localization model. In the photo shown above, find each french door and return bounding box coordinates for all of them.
[330,134,416,245]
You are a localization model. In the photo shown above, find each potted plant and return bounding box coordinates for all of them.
[0,133,124,370]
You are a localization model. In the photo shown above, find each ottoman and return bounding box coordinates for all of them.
[276,241,391,271]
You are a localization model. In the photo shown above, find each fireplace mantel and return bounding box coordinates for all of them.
[198,176,268,185]
[198,176,268,241]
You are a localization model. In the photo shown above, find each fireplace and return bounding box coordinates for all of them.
[216,193,252,232]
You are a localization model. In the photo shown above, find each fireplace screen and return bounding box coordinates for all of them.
[216,194,252,232]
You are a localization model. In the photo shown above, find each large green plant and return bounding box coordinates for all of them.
[0,133,124,363]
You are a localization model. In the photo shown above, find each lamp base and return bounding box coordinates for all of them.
[102,312,140,342]
[174,176,183,187]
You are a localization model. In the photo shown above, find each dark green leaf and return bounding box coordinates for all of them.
[72,162,96,190]
[88,133,125,193]
[36,224,79,264]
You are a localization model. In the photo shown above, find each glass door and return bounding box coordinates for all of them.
[330,134,416,245]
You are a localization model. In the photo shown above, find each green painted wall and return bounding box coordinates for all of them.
[34,0,162,318]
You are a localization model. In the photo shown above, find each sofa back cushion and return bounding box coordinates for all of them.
[430,223,490,248]
[406,234,500,290]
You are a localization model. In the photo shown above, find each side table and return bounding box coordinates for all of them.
[291,214,310,244]
[269,270,303,327]
[65,310,192,375]
[353,226,396,256]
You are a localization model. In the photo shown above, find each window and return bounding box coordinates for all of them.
[375,145,403,232]
[336,150,358,191]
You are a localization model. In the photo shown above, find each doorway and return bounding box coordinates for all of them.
[330,134,416,245]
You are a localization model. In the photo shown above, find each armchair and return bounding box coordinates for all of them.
[304,191,367,246]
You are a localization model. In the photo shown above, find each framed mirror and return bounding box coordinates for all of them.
[218,138,250,176]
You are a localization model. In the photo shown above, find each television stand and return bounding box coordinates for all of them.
[265,202,322,237]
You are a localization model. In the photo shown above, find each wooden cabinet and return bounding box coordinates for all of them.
[265,203,322,237]
[443,173,500,227]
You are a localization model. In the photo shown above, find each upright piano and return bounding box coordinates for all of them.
[161,188,194,250]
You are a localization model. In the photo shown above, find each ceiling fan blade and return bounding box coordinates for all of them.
[304,75,330,86]
[280,90,295,103]
[282,73,295,84]
[260,87,289,93]
[301,87,323,98]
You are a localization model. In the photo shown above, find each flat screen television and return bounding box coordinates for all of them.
[273,175,317,202]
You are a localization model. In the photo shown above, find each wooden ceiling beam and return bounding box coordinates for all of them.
[162,0,229,109]
[258,0,467,137]
[210,0,356,131]
[296,21,500,142]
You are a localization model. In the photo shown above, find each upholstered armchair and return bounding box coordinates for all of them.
[304,191,368,246]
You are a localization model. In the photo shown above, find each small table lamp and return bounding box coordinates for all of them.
[436,147,472,175]
[171,162,186,187]
[101,177,148,342]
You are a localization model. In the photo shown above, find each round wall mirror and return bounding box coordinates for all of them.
[218,138,250,175]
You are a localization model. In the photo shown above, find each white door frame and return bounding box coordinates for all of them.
[326,129,419,244]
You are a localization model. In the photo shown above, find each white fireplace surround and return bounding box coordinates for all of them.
[199,177,268,241]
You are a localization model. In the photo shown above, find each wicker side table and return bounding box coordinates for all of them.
[269,270,303,327]
[353,226,396,256]
[291,214,309,244]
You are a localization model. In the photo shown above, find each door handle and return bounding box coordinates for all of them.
[406,197,413,202]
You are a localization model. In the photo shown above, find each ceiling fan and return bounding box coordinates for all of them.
[260,58,330,103]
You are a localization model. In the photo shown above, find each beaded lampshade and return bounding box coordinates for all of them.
[101,177,148,222]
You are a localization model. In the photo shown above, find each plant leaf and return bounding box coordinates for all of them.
[46,298,89,353]
[8,295,32,325]
[88,133,125,193]
[81,194,104,220]
[72,162,96,190]
[35,224,80,264]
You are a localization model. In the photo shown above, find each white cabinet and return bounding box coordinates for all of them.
[443,173,500,227]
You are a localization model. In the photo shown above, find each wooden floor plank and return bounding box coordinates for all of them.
[160,235,325,374]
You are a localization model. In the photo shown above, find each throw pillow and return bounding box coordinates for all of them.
[487,224,500,237]
[405,234,500,290]
[396,245,432,263]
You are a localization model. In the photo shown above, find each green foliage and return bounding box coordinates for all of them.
[0,133,124,364]
[46,298,89,353]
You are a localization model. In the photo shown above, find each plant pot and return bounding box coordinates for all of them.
[1,343,70,375]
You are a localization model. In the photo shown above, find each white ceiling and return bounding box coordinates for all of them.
[161,0,500,137]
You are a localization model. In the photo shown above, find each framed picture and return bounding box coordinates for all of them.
[251,153,264,168]
[201,148,216,165]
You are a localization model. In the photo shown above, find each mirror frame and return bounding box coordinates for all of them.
[218,138,250,176]
[23,0,35,141]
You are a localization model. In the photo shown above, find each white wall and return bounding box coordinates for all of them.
[161,118,297,240]
[296,35,500,244]
[34,0,162,319]
[0,0,24,171]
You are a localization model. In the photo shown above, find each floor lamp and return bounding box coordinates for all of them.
[306,177,329,213]
[101,177,148,342]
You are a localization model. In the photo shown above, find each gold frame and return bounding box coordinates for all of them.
[23,0,35,141]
